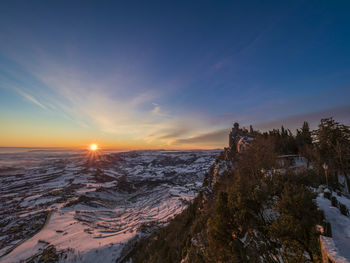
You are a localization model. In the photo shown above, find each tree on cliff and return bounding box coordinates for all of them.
[207,191,247,262]
[268,184,321,262]
[313,118,350,188]
[296,121,313,165]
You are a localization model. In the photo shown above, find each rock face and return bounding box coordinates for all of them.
[200,150,233,204]
[0,149,220,263]
[180,150,234,263]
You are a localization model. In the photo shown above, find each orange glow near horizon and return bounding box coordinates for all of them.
[0,116,222,150]
[0,121,222,150]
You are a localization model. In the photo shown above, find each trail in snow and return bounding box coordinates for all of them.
[317,194,350,261]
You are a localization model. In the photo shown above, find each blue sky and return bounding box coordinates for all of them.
[0,0,350,148]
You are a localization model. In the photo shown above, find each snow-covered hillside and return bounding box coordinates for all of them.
[0,149,220,262]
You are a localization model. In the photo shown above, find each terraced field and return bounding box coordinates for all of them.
[0,149,219,262]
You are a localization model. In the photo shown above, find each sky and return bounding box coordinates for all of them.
[0,0,350,149]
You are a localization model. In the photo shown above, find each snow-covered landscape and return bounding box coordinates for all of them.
[0,148,220,262]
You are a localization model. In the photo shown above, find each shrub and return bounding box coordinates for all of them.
[268,185,320,261]
[324,192,331,199]
[39,245,59,262]
[339,203,348,216]
[331,196,338,207]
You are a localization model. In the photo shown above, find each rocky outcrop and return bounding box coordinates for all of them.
[201,150,233,203]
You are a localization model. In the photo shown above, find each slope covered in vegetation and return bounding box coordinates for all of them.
[124,118,350,263]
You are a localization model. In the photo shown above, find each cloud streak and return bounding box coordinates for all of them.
[16,89,48,110]
[172,128,229,147]
[2,50,222,148]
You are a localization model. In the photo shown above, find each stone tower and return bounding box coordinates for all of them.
[229,122,240,148]
[229,122,255,152]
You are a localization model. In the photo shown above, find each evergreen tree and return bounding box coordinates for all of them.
[314,118,350,187]
[296,121,313,164]
[296,122,312,147]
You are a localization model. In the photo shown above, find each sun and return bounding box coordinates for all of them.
[86,143,101,163]
[89,144,98,151]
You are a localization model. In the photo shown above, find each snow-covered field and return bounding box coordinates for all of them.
[0,148,220,262]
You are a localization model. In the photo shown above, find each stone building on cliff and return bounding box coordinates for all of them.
[229,122,256,152]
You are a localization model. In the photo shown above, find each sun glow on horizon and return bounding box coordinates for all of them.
[89,143,98,151]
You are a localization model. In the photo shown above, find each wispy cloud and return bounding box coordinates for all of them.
[151,103,162,116]
[171,128,229,147]
[147,126,192,141]
[3,51,219,147]
[16,89,48,110]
